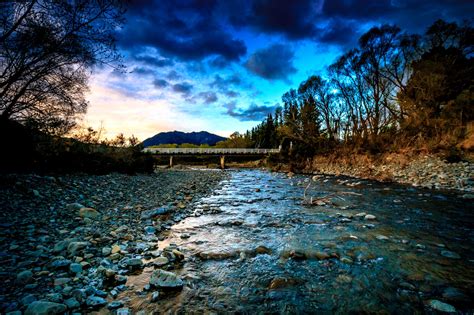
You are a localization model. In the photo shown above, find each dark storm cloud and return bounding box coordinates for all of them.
[224,102,280,121]
[245,44,297,81]
[236,0,318,39]
[320,0,474,33]
[119,0,246,61]
[172,82,193,95]
[153,79,169,88]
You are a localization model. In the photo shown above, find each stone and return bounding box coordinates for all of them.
[86,296,107,308]
[427,300,456,313]
[289,250,306,260]
[21,294,37,306]
[50,259,72,270]
[79,207,100,219]
[441,250,461,259]
[69,263,82,274]
[67,203,85,212]
[442,287,470,302]
[67,242,89,255]
[53,277,71,286]
[107,301,124,310]
[151,291,160,302]
[255,245,272,255]
[340,257,353,264]
[144,226,156,234]
[124,258,144,270]
[149,269,184,289]
[16,270,33,284]
[111,245,121,254]
[25,301,67,315]
[336,275,352,284]
[53,241,70,253]
[140,207,170,219]
[364,214,376,220]
[46,293,62,303]
[154,257,169,267]
[117,308,131,315]
[102,247,112,256]
[64,298,80,310]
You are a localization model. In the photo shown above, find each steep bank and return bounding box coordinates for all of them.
[272,153,474,193]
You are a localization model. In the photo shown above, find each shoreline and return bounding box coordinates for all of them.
[269,153,474,194]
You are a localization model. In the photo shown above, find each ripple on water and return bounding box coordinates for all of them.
[125,169,474,313]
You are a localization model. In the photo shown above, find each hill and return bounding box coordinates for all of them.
[142,131,227,147]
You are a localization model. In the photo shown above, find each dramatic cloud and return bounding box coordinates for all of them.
[172,82,193,95]
[198,91,219,104]
[225,102,280,121]
[241,0,320,39]
[133,55,174,68]
[119,1,247,61]
[210,74,242,89]
[153,79,169,88]
[245,44,297,81]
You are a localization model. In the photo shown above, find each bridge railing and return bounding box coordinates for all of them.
[143,147,281,155]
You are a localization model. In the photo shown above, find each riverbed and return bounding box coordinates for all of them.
[1,169,473,314]
[125,169,474,314]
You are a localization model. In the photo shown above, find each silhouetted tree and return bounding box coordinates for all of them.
[0,0,124,135]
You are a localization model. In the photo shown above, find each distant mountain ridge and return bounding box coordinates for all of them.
[142,131,227,147]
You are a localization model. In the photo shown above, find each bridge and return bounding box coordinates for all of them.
[143,147,281,168]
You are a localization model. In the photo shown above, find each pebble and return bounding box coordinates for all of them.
[151,291,160,302]
[16,270,33,284]
[149,269,184,289]
[107,301,124,310]
[69,263,82,274]
[427,300,456,313]
[78,207,100,219]
[86,296,107,308]
[364,214,376,220]
[441,250,461,259]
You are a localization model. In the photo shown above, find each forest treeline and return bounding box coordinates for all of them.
[223,20,473,158]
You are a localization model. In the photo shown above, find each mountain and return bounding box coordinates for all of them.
[142,131,227,147]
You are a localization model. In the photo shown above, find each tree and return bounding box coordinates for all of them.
[0,0,124,135]
[398,20,473,138]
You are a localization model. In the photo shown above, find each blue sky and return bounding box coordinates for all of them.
[84,0,473,140]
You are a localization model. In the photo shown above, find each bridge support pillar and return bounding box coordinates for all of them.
[220,155,225,169]
[169,156,173,168]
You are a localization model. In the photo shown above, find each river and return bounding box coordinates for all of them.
[124,169,474,314]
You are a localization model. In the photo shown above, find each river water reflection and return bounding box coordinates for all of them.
[130,169,474,314]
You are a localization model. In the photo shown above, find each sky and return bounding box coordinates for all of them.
[84,0,473,140]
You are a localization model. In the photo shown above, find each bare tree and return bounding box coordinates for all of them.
[0,0,124,135]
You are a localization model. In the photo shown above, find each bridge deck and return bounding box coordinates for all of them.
[143,147,280,155]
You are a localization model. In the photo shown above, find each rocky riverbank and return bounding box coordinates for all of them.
[0,170,227,314]
[274,153,474,194]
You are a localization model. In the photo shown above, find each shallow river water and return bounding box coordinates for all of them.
[127,169,474,314]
